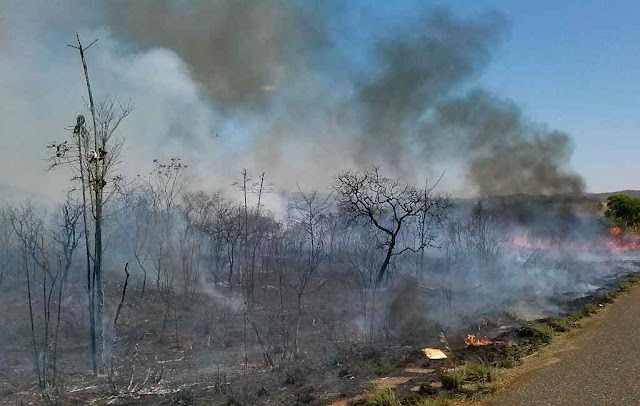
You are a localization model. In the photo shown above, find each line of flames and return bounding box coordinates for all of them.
[508,227,640,251]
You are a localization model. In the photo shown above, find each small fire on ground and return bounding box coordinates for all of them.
[464,333,492,346]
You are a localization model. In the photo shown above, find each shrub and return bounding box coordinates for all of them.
[464,359,501,383]
[627,274,640,284]
[499,344,527,368]
[520,322,553,344]
[580,303,598,317]
[366,387,403,406]
[440,366,467,391]
[414,396,454,406]
[551,316,579,332]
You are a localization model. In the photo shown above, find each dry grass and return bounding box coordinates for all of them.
[365,387,403,406]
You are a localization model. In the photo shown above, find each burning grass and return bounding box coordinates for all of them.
[508,227,640,251]
[463,334,492,347]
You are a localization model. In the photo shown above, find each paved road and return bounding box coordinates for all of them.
[488,286,640,406]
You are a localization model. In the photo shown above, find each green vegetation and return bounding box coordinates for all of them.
[551,316,580,332]
[519,322,554,344]
[579,303,598,317]
[464,359,501,383]
[440,359,501,394]
[605,194,640,228]
[365,388,403,406]
[363,388,455,406]
[414,397,454,406]
[440,367,467,391]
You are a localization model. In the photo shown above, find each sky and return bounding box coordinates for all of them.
[447,0,640,193]
[0,0,638,201]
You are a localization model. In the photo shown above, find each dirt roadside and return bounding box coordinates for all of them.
[468,284,640,406]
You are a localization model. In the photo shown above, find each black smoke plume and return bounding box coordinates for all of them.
[107,3,584,196]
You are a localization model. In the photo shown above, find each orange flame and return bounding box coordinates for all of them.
[464,333,492,346]
[508,228,640,251]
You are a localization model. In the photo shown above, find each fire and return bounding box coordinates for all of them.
[464,333,492,346]
[508,227,640,251]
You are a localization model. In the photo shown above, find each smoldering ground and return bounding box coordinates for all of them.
[382,197,639,342]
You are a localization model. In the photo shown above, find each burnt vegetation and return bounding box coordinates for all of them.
[2,6,640,406]
[3,153,640,405]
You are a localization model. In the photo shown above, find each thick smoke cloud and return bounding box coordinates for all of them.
[355,9,505,172]
[432,90,585,195]
[106,2,584,196]
[108,0,331,112]
[1,1,585,198]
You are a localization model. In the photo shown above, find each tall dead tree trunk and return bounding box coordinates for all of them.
[73,33,104,376]
[47,35,131,376]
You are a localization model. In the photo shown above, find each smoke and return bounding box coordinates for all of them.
[431,90,585,195]
[107,0,332,112]
[355,9,505,172]
[105,3,583,196]
[1,2,585,198]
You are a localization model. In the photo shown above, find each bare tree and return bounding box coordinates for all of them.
[344,224,383,338]
[287,187,331,355]
[0,207,16,289]
[50,199,82,386]
[334,167,448,288]
[140,158,187,293]
[46,35,133,374]
[264,232,292,363]
[179,191,216,297]
[10,204,49,388]
[9,200,80,388]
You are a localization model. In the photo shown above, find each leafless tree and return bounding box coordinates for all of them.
[334,167,448,288]
[9,200,80,388]
[287,187,331,355]
[0,207,16,289]
[46,35,133,374]
[264,232,292,363]
[50,199,82,386]
[10,203,50,388]
[140,158,187,293]
[179,191,216,297]
[344,225,383,338]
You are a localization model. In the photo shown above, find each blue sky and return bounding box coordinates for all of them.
[327,0,640,192]
[338,0,640,192]
[442,0,640,192]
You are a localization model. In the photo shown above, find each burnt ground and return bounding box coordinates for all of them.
[0,276,454,406]
[2,263,640,406]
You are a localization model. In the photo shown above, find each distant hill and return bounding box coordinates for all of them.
[586,190,640,201]
[451,190,640,202]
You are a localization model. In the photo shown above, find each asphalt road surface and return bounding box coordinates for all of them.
[488,285,640,405]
